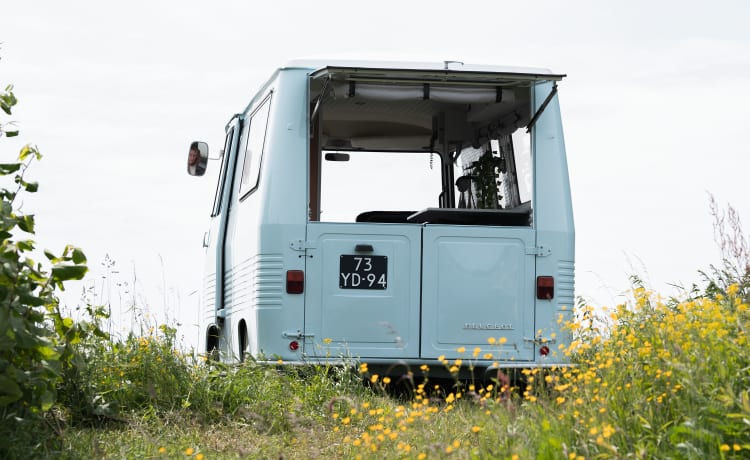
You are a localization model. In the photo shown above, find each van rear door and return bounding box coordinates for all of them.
[304,223,421,359]
[420,225,535,361]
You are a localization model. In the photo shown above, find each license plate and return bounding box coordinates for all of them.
[339,255,387,289]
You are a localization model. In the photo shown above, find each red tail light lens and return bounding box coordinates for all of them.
[536,276,554,299]
[286,270,304,294]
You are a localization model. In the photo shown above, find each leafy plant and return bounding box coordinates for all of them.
[0,82,92,425]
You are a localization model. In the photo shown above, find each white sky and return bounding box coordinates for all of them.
[3,1,750,347]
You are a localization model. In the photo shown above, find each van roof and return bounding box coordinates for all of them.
[283,59,565,81]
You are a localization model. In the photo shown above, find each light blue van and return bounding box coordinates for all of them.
[188,60,574,373]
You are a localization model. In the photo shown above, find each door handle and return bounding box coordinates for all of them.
[355,244,374,252]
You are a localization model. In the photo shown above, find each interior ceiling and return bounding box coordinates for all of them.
[320,82,530,151]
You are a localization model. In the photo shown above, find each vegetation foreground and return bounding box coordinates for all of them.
[0,284,747,459]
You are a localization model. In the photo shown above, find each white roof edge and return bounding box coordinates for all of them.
[281,59,563,78]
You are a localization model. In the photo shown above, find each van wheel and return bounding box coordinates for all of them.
[238,320,248,363]
[206,325,220,361]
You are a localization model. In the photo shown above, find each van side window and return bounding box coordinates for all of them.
[211,127,235,217]
[239,97,272,199]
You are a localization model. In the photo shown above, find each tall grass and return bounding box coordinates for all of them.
[3,251,749,458]
[4,282,738,459]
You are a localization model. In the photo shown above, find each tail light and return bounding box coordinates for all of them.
[536,276,554,299]
[286,270,304,294]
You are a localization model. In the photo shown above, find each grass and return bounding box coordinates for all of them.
[1,284,749,459]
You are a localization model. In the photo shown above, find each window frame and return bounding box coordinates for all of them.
[210,126,236,217]
[239,94,273,201]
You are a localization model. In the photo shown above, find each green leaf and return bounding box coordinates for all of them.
[39,390,55,412]
[16,240,35,252]
[18,293,46,307]
[5,131,19,138]
[37,344,60,360]
[0,99,15,116]
[0,86,18,115]
[51,264,88,282]
[17,214,35,233]
[0,163,21,175]
[94,327,109,339]
[18,144,40,161]
[44,249,59,263]
[0,374,23,406]
[71,247,87,264]
[23,181,38,193]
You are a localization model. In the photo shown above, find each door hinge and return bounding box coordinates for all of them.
[524,336,557,345]
[289,240,317,251]
[282,330,315,340]
[525,246,551,257]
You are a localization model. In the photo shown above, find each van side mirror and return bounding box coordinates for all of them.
[324,152,350,162]
[187,141,209,176]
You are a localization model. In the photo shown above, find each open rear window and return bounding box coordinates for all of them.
[308,67,547,226]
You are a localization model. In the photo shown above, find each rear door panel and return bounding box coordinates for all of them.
[420,225,535,361]
[304,223,421,358]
